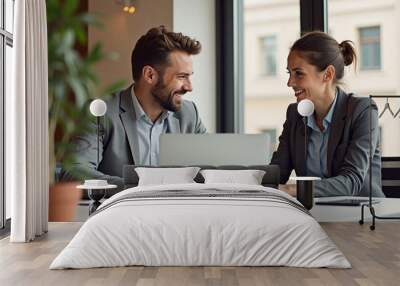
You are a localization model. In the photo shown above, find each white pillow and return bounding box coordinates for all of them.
[135,167,201,186]
[200,169,266,185]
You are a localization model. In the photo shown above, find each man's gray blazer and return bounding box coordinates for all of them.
[270,88,384,197]
[69,85,206,189]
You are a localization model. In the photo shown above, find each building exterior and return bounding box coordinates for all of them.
[244,0,400,156]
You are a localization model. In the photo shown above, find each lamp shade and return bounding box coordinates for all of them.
[90,99,107,117]
[297,99,314,117]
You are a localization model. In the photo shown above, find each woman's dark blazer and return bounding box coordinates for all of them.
[270,88,385,197]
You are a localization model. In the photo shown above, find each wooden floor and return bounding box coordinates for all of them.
[0,222,399,286]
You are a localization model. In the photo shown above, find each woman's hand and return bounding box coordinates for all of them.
[279,184,297,197]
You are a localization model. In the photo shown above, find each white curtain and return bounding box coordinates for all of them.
[8,0,49,242]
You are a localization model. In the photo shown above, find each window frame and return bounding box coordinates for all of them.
[1,0,13,231]
[359,25,381,71]
[216,0,244,133]
[259,35,278,77]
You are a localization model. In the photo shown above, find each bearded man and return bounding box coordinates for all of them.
[70,26,206,189]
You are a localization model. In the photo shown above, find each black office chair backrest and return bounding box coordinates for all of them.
[381,157,400,198]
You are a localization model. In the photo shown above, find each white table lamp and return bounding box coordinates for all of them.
[90,99,107,117]
[89,99,107,169]
[297,98,314,117]
[297,99,314,170]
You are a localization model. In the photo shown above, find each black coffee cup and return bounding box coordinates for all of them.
[296,180,314,210]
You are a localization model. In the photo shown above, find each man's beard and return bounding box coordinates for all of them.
[151,80,185,112]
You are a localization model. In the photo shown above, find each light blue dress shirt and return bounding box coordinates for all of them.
[131,91,169,166]
[306,92,338,178]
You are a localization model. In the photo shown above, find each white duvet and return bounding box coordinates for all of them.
[50,183,351,269]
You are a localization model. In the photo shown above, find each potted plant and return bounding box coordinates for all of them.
[47,0,124,221]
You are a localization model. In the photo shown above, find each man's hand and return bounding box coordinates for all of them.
[279,184,297,197]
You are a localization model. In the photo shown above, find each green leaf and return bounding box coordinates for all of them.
[67,77,87,108]
[63,0,79,18]
[73,24,87,45]
[61,30,76,51]
[106,51,120,61]
[80,13,103,28]
[86,43,104,64]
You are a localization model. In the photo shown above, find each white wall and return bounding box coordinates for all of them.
[173,0,217,132]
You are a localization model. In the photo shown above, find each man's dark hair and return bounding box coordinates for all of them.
[131,26,202,81]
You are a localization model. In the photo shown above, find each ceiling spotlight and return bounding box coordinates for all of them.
[116,0,137,14]
[128,6,136,14]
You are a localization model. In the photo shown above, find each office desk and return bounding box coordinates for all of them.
[75,196,400,223]
[310,196,400,222]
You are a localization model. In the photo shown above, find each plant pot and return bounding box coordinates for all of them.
[49,182,82,222]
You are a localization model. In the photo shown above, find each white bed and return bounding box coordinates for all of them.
[50,183,351,269]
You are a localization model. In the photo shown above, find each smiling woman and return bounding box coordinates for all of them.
[270,31,385,198]
[286,32,356,127]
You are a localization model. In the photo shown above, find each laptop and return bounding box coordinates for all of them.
[159,133,272,166]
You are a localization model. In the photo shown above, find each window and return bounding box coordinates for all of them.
[259,128,277,162]
[259,35,277,76]
[1,0,14,230]
[359,26,381,70]
[244,0,300,154]
[329,1,399,157]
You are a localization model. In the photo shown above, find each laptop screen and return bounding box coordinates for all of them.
[159,134,272,166]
